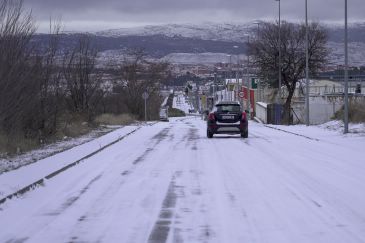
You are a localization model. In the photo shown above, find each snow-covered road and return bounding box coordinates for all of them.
[1,117,365,243]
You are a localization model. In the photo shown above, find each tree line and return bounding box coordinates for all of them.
[0,0,170,153]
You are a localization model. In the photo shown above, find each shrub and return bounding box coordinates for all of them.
[0,132,39,155]
[94,113,136,126]
[334,100,365,123]
[169,108,186,117]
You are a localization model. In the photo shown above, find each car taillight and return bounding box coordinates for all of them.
[241,112,247,121]
[208,113,216,121]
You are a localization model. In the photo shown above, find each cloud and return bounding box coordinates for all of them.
[24,0,365,31]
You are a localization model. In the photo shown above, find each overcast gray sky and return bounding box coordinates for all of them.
[24,0,365,32]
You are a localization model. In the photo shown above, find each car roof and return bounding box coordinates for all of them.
[216,101,241,106]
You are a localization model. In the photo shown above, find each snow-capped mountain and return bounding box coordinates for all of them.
[34,22,365,66]
[94,22,365,66]
[95,22,255,43]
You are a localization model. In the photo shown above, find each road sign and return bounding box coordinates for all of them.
[142,92,149,100]
[238,91,244,98]
[251,78,258,89]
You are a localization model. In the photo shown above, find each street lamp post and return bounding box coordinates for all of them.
[229,55,232,101]
[344,0,349,133]
[253,21,262,102]
[305,0,310,126]
[275,0,281,104]
[233,45,239,102]
[246,36,251,118]
[213,72,217,104]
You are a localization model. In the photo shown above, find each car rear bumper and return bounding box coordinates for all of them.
[207,121,247,134]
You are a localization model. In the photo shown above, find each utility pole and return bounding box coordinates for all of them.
[253,21,262,102]
[142,91,149,122]
[247,36,251,117]
[275,0,282,104]
[229,55,232,101]
[233,45,239,102]
[213,72,217,105]
[344,0,349,133]
[305,0,310,126]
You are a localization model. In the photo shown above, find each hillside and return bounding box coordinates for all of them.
[33,22,365,66]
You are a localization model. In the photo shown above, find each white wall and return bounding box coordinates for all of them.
[255,102,268,123]
[292,96,343,125]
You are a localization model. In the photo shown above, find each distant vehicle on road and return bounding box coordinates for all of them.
[206,101,248,138]
[159,107,169,122]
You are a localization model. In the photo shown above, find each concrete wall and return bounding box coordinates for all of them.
[293,96,365,125]
[255,102,268,124]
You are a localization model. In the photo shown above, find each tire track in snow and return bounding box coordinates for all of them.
[148,171,185,243]
[64,126,175,243]
[44,173,103,216]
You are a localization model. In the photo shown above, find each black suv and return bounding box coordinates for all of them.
[206,101,248,138]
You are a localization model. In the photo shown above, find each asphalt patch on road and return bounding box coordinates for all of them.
[148,172,183,243]
[200,225,214,242]
[5,237,29,243]
[187,128,200,151]
[152,127,171,146]
[132,148,154,165]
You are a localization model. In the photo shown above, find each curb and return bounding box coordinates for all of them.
[0,126,143,205]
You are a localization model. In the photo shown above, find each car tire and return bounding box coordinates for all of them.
[241,130,248,138]
[207,130,213,138]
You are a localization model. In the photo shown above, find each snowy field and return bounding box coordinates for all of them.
[0,115,364,243]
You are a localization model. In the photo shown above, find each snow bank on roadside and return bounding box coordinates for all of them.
[0,125,139,198]
[318,120,365,134]
[0,127,119,174]
[267,120,365,138]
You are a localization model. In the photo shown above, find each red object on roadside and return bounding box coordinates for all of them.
[208,113,216,121]
[241,112,247,122]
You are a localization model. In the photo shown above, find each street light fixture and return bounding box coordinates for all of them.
[275,0,281,104]
[252,20,261,39]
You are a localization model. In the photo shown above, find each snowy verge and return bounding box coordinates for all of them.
[265,120,365,140]
[0,126,120,174]
[318,120,365,134]
[0,125,141,199]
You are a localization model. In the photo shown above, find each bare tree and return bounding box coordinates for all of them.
[250,21,328,124]
[116,49,170,119]
[0,0,37,137]
[63,35,104,120]
[37,18,64,137]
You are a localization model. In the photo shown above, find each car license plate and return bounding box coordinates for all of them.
[222,115,234,120]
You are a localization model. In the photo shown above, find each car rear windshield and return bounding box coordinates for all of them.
[216,104,241,112]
